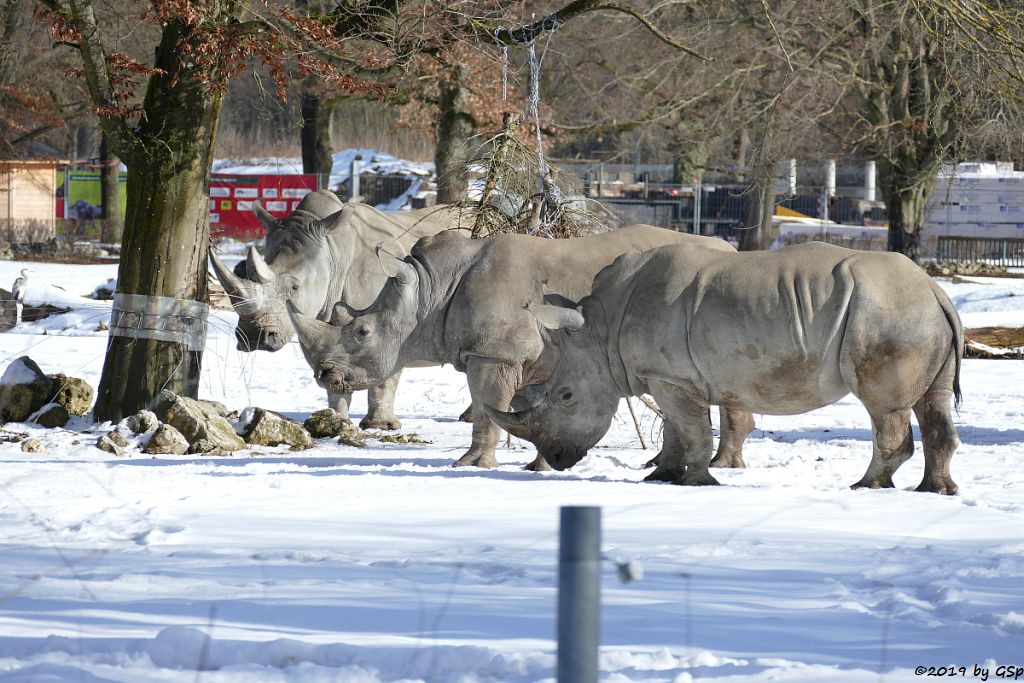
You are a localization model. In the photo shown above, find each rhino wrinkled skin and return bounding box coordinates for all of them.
[209,190,472,429]
[486,242,963,494]
[287,225,751,470]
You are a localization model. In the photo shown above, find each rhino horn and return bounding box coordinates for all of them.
[211,250,264,315]
[330,302,355,326]
[246,245,276,284]
[519,383,548,408]
[528,303,586,331]
[375,244,416,284]
[210,250,243,295]
[253,202,278,232]
[286,300,336,349]
[483,403,535,440]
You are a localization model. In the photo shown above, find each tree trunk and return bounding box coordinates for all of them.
[879,163,931,261]
[434,64,476,204]
[99,133,121,243]
[670,138,709,185]
[732,129,750,181]
[300,77,334,176]
[93,20,222,421]
[738,155,776,251]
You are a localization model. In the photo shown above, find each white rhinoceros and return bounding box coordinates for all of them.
[285,226,753,470]
[486,242,963,494]
[209,191,472,429]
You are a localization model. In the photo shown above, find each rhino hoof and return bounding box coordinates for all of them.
[458,405,474,423]
[915,476,959,495]
[709,454,746,469]
[644,467,680,483]
[453,452,498,469]
[850,476,895,490]
[679,470,720,486]
[360,416,402,431]
[524,455,553,472]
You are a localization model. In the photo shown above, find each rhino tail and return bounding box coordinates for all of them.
[931,281,963,410]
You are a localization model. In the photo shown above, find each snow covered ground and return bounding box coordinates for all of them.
[1,260,1023,683]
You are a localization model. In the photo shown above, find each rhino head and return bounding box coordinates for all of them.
[286,249,420,394]
[485,301,621,470]
[210,196,344,352]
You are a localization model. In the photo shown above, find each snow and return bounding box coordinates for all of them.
[1,259,1024,682]
[0,357,40,386]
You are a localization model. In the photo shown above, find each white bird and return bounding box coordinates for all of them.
[11,268,32,303]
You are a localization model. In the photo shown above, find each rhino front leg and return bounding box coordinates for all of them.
[361,372,403,431]
[645,379,718,486]
[709,407,754,469]
[453,357,521,469]
[327,390,354,419]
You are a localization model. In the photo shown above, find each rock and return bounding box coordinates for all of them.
[0,356,53,424]
[144,424,190,455]
[32,402,70,428]
[96,434,125,456]
[46,374,94,416]
[0,240,12,260]
[304,408,351,438]
[152,390,245,453]
[239,407,313,450]
[21,437,43,453]
[338,423,366,448]
[107,431,128,448]
[0,288,16,332]
[21,302,71,322]
[197,398,238,422]
[123,410,160,434]
[188,438,225,455]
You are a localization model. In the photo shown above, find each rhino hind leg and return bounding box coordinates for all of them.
[524,455,553,471]
[458,405,474,423]
[912,389,960,495]
[327,390,354,419]
[644,380,718,486]
[452,357,522,469]
[851,408,914,490]
[709,407,755,469]
[361,372,403,431]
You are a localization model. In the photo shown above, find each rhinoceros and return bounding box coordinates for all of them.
[285,225,753,470]
[209,191,473,429]
[486,242,963,494]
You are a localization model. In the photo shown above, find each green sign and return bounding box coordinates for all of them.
[57,169,128,218]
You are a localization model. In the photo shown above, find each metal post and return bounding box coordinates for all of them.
[865,160,876,202]
[788,158,797,196]
[558,506,601,683]
[350,155,362,201]
[826,159,836,198]
[692,183,701,235]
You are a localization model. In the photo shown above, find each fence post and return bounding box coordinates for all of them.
[350,155,362,201]
[558,505,601,683]
[692,183,701,236]
[864,160,876,202]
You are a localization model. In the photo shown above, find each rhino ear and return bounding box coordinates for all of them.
[253,202,278,232]
[375,244,416,285]
[529,302,586,331]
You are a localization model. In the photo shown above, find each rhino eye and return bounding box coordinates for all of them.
[357,326,370,338]
[560,391,573,402]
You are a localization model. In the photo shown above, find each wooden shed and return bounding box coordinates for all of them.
[0,159,66,240]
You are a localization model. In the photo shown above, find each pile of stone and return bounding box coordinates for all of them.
[923,260,1011,278]
[0,355,368,455]
[0,356,94,428]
